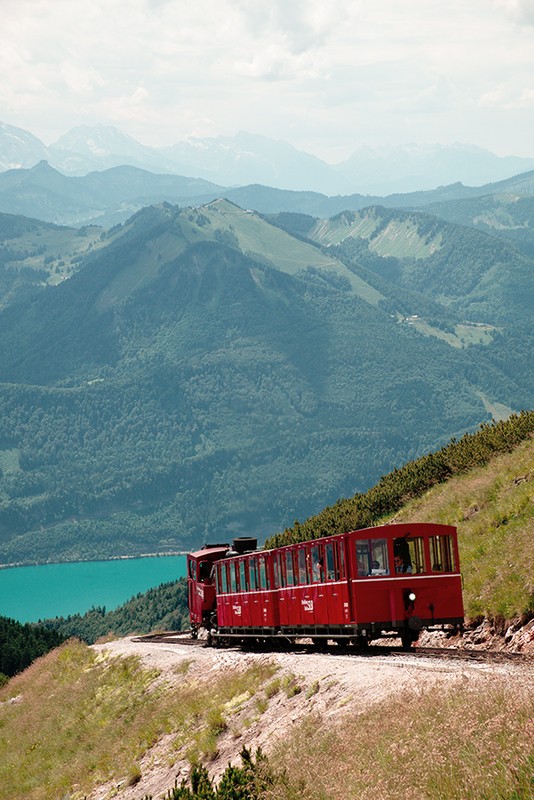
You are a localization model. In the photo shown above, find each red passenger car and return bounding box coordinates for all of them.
[187,523,464,648]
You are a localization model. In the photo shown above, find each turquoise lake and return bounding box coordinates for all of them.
[0,555,187,623]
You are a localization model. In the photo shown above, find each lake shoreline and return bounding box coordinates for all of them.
[0,551,188,570]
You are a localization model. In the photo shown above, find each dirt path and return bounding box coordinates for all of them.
[88,636,533,800]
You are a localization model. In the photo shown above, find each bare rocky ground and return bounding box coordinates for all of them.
[89,622,533,800]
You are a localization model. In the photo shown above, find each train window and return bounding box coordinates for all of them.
[406,537,426,573]
[188,560,197,581]
[199,561,212,581]
[239,560,247,591]
[285,551,296,586]
[258,556,269,589]
[430,535,456,572]
[220,563,228,594]
[394,537,414,573]
[297,549,308,584]
[325,542,339,580]
[248,558,257,591]
[273,556,280,589]
[229,562,238,593]
[356,540,370,575]
[357,538,390,575]
[278,553,286,588]
[311,545,323,582]
[338,540,346,579]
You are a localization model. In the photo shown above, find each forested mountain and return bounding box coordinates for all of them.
[0,199,531,564]
[0,161,223,227]
[298,205,534,325]
[423,193,534,258]
[2,156,534,229]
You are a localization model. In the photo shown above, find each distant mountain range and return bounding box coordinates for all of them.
[0,198,532,563]
[2,120,534,195]
[2,158,534,234]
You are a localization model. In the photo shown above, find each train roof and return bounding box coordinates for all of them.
[188,545,229,559]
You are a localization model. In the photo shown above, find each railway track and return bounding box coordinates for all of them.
[132,631,531,664]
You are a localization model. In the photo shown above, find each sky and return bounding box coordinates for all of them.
[2,0,534,162]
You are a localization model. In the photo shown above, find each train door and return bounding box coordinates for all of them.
[228,560,242,627]
[279,548,297,628]
[216,561,231,628]
[322,539,346,625]
[309,543,328,624]
[256,553,276,629]
[295,545,315,626]
[239,558,252,627]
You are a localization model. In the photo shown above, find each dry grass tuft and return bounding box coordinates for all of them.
[268,675,533,800]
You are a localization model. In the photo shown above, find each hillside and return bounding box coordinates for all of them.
[0,199,532,564]
[424,192,534,258]
[1,426,532,798]
[0,161,224,226]
[0,630,531,800]
[305,205,534,325]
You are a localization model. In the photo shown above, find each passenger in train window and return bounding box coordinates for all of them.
[312,556,324,581]
[432,563,443,571]
[370,560,388,576]
[394,555,412,574]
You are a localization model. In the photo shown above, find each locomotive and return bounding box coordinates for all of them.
[187,522,464,649]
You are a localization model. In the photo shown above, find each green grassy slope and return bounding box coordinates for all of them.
[388,437,533,619]
[306,205,534,324]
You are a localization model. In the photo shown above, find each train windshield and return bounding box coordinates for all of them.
[198,561,213,581]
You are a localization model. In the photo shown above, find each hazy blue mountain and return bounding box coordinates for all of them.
[3,120,534,195]
[0,200,531,564]
[0,161,224,225]
[4,157,534,229]
[335,143,534,195]
[161,130,342,193]
[49,124,179,175]
[0,122,50,171]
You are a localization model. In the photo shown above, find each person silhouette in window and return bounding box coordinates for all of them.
[394,555,412,574]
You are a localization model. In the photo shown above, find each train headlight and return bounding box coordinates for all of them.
[408,592,416,602]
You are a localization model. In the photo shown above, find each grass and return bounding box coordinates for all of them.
[269,676,533,800]
[385,437,534,620]
[0,640,277,800]
[200,200,386,306]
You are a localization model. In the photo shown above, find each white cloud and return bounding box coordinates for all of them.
[496,0,534,25]
[1,0,534,158]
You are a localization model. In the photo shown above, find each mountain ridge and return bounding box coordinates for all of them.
[3,158,534,229]
[3,120,534,195]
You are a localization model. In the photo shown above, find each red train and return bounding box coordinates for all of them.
[187,522,464,649]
